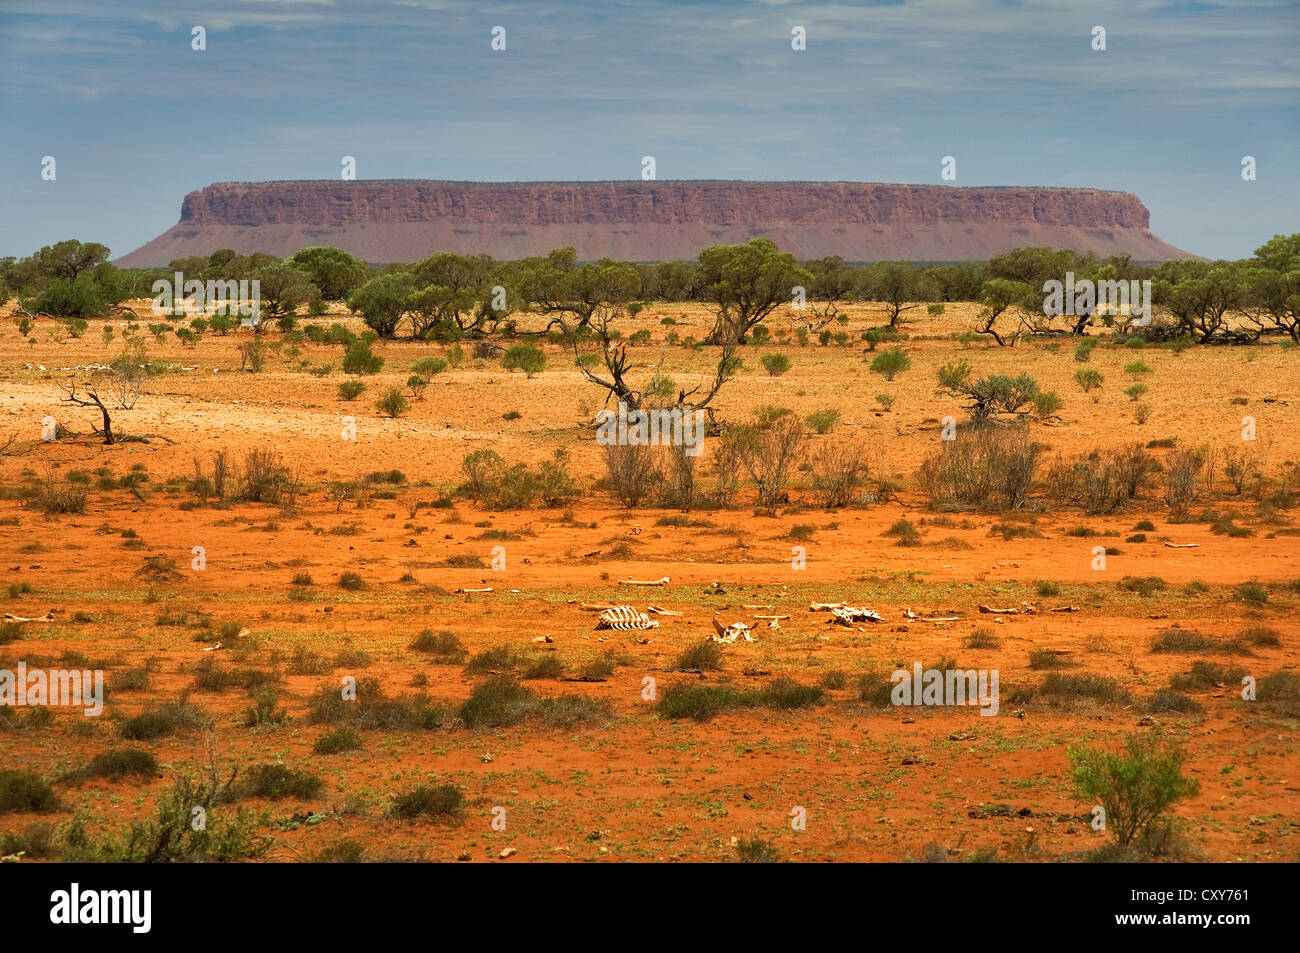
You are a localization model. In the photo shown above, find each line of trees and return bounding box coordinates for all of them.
[4,235,1297,347]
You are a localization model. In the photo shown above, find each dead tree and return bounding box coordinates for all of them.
[574,308,737,421]
[57,376,175,445]
[60,379,115,444]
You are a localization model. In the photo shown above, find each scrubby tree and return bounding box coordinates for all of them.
[799,255,857,330]
[287,247,368,300]
[348,272,415,338]
[1153,259,1249,343]
[253,263,319,329]
[936,360,1040,422]
[518,250,641,337]
[863,261,935,328]
[31,240,111,283]
[1246,233,1300,342]
[973,278,1036,346]
[405,252,502,339]
[699,239,811,344]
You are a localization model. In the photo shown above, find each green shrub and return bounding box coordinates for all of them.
[736,835,781,863]
[457,675,535,728]
[1067,734,1199,847]
[315,839,365,863]
[1039,673,1130,705]
[342,340,384,375]
[657,683,749,722]
[522,655,565,679]
[805,408,840,434]
[756,677,825,709]
[236,764,324,800]
[314,727,362,755]
[376,387,409,418]
[870,346,911,380]
[1033,390,1063,418]
[121,711,175,740]
[761,353,792,377]
[1147,690,1202,714]
[1118,575,1165,597]
[0,770,59,813]
[411,357,448,381]
[337,379,365,401]
[675,640,723,671]
[1074,368,1104,392]
[1237,581,1269,605]
[409,630,467,662]
[73,749,159,782]
[389,783,465,822]
[501,344,546,377]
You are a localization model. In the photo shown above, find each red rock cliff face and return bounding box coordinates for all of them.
[119,180,1189,266]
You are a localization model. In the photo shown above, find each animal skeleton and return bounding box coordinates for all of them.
[619,576,670,586]
[710,617,756,644]
[595,606,659,631]
[827,607,883,626]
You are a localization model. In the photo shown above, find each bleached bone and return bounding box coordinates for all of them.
[456,587,493,594]
[809,602,847,611]
[903,608,960,622]
[646,605,680,615]
[619,576,670,586]
[1164,542,1199,548]
[4,610,56,622]
[978,603,1036,615]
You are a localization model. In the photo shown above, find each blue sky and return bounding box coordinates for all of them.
[0,0,1296,261]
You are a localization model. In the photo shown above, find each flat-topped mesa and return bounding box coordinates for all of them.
[118,180,1191,266]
